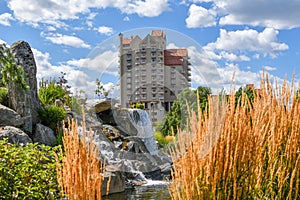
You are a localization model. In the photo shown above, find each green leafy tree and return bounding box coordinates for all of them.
[0,44,28,90]
[160,86,211,136]
[235,86,255,108]
[195,86,212,112]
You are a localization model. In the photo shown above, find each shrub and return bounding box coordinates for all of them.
[169,75,300,199]
[38,105,66,130]
[0,87,8,106]
[0,139,60,199]
[154,131,169,147]
[38,80,66,107]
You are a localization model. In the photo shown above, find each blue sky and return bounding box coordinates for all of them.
[1,0,300,98]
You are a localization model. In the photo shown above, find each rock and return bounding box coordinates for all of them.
[0,104,24,127]
[94,99,112,113]
[0,126,32,144]
[33,123,57,146]
[97,109,117,125]
[9,41,40,133]
[102,170,125,195]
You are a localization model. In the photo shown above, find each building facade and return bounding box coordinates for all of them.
[119,30,191,123]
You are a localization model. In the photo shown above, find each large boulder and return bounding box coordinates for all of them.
[0,104,24,127]
[9,41,40,133]
[33,123,57,146]
[94,99,112,113]
[0,126,32,144]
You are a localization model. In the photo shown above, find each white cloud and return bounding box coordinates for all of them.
[186,0,300,29]
[263,66,277,71]
[124,0,170,17]
[186,4,216,28]
[219,51,249,62]
[32,48,97,98]
[7,0,170,27]
[65,50,119,76]
[0,39,6,44]
[42,33,91,49]
[0,13,14,26]
[96,26,114,36]
[206,28,288,58]
[123,16,130,21]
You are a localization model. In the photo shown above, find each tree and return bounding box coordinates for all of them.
[0,44,28,90]
[195,86,211,112]
[235,86,255,108]
[160,86,211,136]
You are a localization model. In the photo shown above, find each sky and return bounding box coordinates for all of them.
[1,0,300,99]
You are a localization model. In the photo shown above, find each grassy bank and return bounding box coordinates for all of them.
[169,75,300,199]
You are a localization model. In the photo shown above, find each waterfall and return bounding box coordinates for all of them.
[126,109,158,154]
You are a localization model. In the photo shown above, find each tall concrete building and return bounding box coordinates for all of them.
[119,30,191,123]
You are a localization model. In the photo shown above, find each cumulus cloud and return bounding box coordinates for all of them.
[123,0,170,17]
[96,26,114,36]
[186,0,300,29]
[206,28,288,58]
[186,4,216,28]
[263,66,277,71]
[7,0,170,27]
[32,48,97,98]
[0,39,6,44]
[65,50,119,76]
[42,33,91,49]
[0,13,14,26]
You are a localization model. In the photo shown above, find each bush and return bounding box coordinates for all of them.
[0,139,60,199]
[38,81,66,107]
[38,105,66,130]
[154,131,169,147]
[0,87,8,106]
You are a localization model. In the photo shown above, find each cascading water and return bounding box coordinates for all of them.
[125,109,158,155]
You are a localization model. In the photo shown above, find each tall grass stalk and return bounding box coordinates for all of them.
[169,75,300,199]
[56,109,106,199]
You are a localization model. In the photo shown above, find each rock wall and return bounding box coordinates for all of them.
[9,41,40,133]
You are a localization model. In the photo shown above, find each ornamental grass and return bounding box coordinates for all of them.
[169,74,300,199]
[55,109,107,200]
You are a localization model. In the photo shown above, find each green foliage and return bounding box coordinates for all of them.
[0,139,61,199]
[0,44,28,90]
[154,131,169,147]
[39,79,66,107]
[38,105,66,130]
[95,78,105,98]
[160,86,211,136]
[235,86,255,108]
[0,87,8,106]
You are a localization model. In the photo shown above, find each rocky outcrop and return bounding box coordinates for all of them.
[0,126,32,144]
[102,168,125,195]
[94,99,112,113]
[33,123,57,146]
[0,104,24,127]
[9,41,40,133]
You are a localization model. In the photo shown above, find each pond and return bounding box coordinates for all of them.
[104,182,171,200]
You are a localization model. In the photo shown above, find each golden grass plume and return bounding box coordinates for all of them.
[169,74,300,199]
